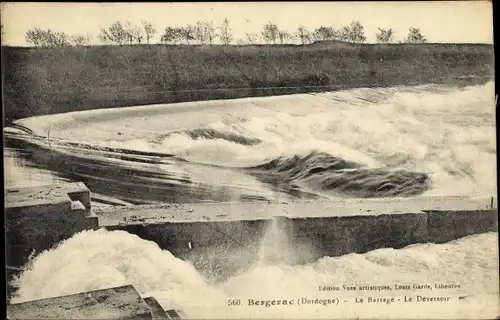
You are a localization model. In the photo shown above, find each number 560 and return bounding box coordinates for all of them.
[228,299,241,306]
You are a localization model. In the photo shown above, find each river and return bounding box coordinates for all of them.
[5,82,498,319]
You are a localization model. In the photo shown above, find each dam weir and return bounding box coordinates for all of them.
[5,182,498,318]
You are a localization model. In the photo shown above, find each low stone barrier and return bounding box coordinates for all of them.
[7,285,183,319]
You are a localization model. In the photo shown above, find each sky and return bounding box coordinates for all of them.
[0,1,494,46]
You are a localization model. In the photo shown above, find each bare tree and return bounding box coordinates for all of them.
[244,32,259,44]
[26,28,45,47]
[180,25,195,44]
[296,26,311,45]
[141,20,157,44]
[312,26,339,41]
[312,26,329,41]
[261,21,279,44]
[340,21,366,43]
[160,27,182,44]
[99,21,143,45]
[51,31,70,47]
[25,28,70,47]
[405,27,426,43]
[99,21,127,45]
[194,21,208,44]
[123,21,144,44]
[71,34,91,46]
[194,21,217,44]
[277,30,294,44]
[376,27,395,43]
[204,21,217,44]
[219,18,233,45]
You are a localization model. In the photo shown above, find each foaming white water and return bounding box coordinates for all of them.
[11,230,227,313]
[11,229,499,319]
[257,219,289,265]
[14,82,495,197]
[205,82,494,196]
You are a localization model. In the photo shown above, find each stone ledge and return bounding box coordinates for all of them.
[102,196,498,280]
[5,183,96,269]
[97,196,497,226]
[6,182,91,214]
[7,285,153,319]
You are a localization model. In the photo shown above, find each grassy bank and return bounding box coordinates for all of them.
[2,41,494,124]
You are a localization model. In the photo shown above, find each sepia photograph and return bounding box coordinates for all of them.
[2,1,498,319]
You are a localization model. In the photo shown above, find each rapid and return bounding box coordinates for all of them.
[5,82,498,319]
[9,230,499,319]
[5,81,497,202]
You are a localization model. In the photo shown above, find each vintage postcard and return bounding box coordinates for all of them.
[2,1,498,319]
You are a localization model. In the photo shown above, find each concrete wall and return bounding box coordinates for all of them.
[102,197,498,281]
[143,297,184,319]
[108,219,270,281]
[5,182,98,269]
[5,181,498,285]
[7,285,154,319]
[288,209,498,264]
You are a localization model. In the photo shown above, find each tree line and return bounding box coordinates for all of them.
[24,18,427,48]
[25,28,92,47]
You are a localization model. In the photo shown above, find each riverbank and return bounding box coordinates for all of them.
[2,41,494,124]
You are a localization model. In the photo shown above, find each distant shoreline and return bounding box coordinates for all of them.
[2,41,494,125]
